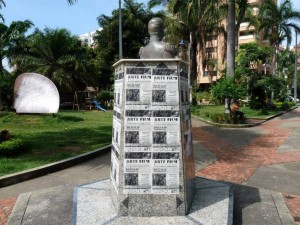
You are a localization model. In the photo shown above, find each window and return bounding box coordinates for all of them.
[206,34,217,41]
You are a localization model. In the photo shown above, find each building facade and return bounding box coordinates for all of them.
[197,0,269,89]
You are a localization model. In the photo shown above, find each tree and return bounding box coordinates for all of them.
[164,0,224,87]
[15,28,97,90]
[259,0,300,76]
[226,0,235,78]
[0,20,33,70]
[93,0,162,89]
[0,20,32,109]
[0,0,6,22]
[148,0,169,9]
[226,0,249,78]
[235,42,272,102]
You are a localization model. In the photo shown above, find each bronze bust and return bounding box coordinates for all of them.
[139,17,176,59]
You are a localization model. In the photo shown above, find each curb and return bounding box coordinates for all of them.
[0,145,111,188]
[192,106,298,128]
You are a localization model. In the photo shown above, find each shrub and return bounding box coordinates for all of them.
[280,101,290,110]
[0,138,28,157]
[259,108,269,115]
[211,77,246,103]
[0,129,11,143]
[210,113,244,124]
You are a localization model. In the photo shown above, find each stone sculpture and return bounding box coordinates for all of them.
[139,17,176,59]
[13,73,59,114]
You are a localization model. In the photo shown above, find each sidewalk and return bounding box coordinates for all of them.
[1,108,300,224]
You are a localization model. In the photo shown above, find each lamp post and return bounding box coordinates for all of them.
[294,31,298,103]
[119,0,123,59]
[263,61,270,75]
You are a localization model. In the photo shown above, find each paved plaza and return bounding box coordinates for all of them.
[1,107,300,224]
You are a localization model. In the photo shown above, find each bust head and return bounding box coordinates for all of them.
[148,17,164,40]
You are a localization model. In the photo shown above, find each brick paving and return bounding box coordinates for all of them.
[0,197,17,225]
[284,194,300,225]
[193,115,300,223]
[1,110,300,224]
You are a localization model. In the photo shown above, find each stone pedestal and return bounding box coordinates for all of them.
[110,59,195,216]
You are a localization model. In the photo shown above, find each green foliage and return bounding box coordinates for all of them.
[94,0,162,89]
[0,111,113,176]
[0,138,28,157]
[192,91,211,102]
[97,90,113,107]
[15,28,97,90]
[258,108,269,115]
[211,77,246,103]
[0,129,10,143]
[209,113,243,124]
[0,71,15,109]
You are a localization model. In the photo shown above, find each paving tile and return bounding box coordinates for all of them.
[0,197,17,225]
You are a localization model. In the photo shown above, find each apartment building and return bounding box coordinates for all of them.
[197,0,267,90]
[78,29,101,48]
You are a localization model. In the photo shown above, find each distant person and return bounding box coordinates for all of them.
[231,99,244,121]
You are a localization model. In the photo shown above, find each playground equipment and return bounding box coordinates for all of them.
[91,100,106,112]
[73,87,106,111]
[73,87,97,110]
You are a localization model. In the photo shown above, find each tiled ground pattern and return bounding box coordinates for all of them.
[1,117,300,224]
[193,120,300,223]
[0,197,17,225]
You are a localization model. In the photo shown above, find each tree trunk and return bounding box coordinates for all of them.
[226,0,235,78]
[189,32,198,86]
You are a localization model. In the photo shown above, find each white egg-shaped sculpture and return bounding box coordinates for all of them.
[13,73,60,114]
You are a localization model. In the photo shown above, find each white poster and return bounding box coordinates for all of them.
[152,67,179,106]
[111,149,119,192]
[152,152,180,194]
[124,152,152,194]
[124,105,152,147]
[125,67,152,105]
[152,106,181,147]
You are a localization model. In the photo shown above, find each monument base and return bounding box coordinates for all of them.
[72,178,233,225]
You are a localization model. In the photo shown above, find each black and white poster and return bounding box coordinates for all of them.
[152,153,179,194]
[111,148,119,192]
[124,152,152,194]
[125,67,152,105]
[125,105,152,147]
[152,106,181,147]
[152,68,179,106]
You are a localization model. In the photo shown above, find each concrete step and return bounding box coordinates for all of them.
[73,177,233,225]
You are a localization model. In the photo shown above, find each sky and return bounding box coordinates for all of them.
[1,0,150,36]
[1,0,300,43]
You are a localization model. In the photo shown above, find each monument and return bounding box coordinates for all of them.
[110,17,195,216]
[73,17,233,225]
[13,73,59,114]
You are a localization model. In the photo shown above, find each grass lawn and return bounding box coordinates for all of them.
[191,104,279,121]
[0,110,113,176]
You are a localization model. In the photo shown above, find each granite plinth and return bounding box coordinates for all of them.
[72,178,233,225]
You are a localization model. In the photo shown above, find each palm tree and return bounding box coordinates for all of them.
[226,0,235,78]
[0,20,33,70]
[0,0,6,22]
[259,0,300,76]
[16,28,97,90]
[226,0,249,78]
[148,0,168,9]
[162,0,223,86]
[0,18,31,108]
[66,0,77,4]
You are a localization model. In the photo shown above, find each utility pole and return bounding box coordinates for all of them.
[119,0,123,59]
[294,31,298,102]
